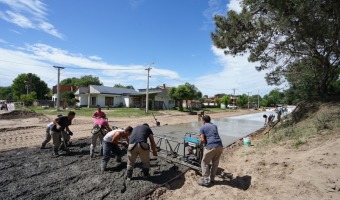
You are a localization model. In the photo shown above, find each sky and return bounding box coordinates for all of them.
[0,0,277,97]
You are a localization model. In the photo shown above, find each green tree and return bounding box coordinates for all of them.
[76,75,102,86]
[114,84,135,90]
[61,91,76,107]
[60,75,102,87]
[60,77,79,86]
[214,98,221,107]
[220,95,231,107]
[0,86,13,101]
[236,94,248,108]
[183,83,202,110]
[262,89,284,106]
[11,73,50,100]
[20,91,37,106]
[211,0,340,99]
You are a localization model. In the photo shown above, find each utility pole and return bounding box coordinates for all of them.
[257,90,260,109]
[145,63,153,113]
[232,88,236,107]
[54,66,64,111]
[247,92,251,109]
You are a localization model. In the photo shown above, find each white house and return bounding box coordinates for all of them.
[74,85,138,108]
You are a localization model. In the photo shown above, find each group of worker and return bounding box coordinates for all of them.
[40,106,223,186]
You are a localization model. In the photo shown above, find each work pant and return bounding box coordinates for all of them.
[91,131,104,150]
[41,127,51,147]
[127,143,150,170]
[50,130,70,152]
[201,146,223,182]
[102,141,122,162]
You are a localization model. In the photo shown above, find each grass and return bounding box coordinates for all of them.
[257,102,340,149]
[23,106,159,118]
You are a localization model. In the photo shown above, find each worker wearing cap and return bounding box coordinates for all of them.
[126,123,157,180]
[197,115,223,187]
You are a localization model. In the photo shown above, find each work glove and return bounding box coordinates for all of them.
[68,131,73,136]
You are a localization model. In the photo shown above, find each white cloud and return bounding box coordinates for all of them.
[0,0,63,39]
[193,46,275,97]
[0,43,180,90]
[201,0,227,30]
[89,55,102,61]
[227,0,242,13]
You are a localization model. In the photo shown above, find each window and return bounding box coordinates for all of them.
[105,97,113,106]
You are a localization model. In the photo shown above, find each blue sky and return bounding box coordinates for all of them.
[0,0,277,97]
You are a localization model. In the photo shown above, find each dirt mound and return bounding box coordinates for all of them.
[0,110,46,120]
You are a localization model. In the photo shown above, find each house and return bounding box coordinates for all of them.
[129,84,175,110]
[74,85,138,108]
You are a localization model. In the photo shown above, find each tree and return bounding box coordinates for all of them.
[167,83,202,111]
[76,75,102,86]
[60,77,79,86]
[211,0,340,99]
[61,91,76,107]
[11,73,50,100]
[220,95,231,107]
[0,86,13,101]
[20,91,37,106]
[236,94,248,108]
[114,84,135,90]
[262,89,284,106]
[60,75,102,87]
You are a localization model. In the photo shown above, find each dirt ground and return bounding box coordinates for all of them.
[1,108,339,200]
[0,109,254,200]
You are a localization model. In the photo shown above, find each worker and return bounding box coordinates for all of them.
[40,114,62,149]
[101,126,133,172]
[90,116,112,158]
[93,106,106,119]
[197,115,223,187]
[50,111,76,156]
[263,114,268,126]
[126,123,158,180]
[267,114,275,126]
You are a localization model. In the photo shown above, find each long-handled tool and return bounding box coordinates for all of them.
[152,113,160,126]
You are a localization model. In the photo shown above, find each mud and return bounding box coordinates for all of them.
[0,110,46,120]
[0,139,188,200]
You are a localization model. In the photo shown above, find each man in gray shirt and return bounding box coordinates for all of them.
[197,115,223,187]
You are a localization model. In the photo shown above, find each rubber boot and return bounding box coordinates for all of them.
[126,170,133,180]
[142,168,150,179]
[90,145,94,158]
[101,160,108,172]
[40,143,46,149]
[100,146,103,156]
[53,147,59,156]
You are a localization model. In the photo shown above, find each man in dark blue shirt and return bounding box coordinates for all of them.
[126,123,157,180]
[50,111,76,156]
[197,115,223,187]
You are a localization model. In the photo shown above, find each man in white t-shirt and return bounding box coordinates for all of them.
[101,126,133,172]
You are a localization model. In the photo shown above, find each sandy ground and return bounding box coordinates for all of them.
[150,126,340,200]
[1,109,339,200]
[0,109,254,152]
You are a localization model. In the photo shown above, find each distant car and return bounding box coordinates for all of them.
[227,104,237,109]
